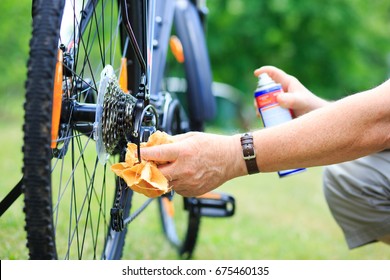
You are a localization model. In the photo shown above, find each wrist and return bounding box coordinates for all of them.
[226,134,253,178]
[240,132,260,174]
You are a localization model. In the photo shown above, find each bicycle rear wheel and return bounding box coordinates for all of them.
[23,0,135,259]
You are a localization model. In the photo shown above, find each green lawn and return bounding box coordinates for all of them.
[0,95,389,260]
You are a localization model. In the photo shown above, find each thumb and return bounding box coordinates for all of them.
[140,143,179,163]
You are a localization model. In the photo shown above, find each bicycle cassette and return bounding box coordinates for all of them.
[95,65,137,164]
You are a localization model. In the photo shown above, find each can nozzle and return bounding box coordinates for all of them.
[257,73,274,87]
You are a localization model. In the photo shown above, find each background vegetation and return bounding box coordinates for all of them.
[1,0,390,259]
[207,0,390,103]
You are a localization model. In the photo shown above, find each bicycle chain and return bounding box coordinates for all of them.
[101,78,155,231]
[100,77,161,231]
[101,78,137,154]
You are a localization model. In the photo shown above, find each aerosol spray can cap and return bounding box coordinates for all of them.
[257,73,275,87]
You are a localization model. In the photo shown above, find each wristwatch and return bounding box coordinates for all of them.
[240,133,260,174]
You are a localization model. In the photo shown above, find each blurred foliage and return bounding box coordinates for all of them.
[1,0,390,104]
[206,0,390,102]
[0,0,31,98]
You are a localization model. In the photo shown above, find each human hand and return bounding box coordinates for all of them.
[254,66,328,117]
[140,132,244,197]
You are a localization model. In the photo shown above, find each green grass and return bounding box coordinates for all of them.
[0,94,389,260]
[116,169,390,260]
[0,94,27,259]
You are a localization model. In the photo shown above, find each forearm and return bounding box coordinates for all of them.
[140,80,390,196]
[231,81,390,175]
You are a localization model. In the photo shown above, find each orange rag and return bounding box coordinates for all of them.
[111,131,173,198]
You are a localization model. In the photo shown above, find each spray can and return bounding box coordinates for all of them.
[254,73,306,177]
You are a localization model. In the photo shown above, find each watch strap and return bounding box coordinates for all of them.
[240,133,260,174]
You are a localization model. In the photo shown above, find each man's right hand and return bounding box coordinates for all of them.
[254,65,329,117]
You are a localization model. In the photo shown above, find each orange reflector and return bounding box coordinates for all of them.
[119,57,129,93]
[162,197,175,217]
[51,48,63,149]
[169,35,185,63]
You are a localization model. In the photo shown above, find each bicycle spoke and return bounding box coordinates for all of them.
[25,0,137,260]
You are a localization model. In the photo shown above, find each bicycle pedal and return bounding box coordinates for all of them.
[184,192,235,218]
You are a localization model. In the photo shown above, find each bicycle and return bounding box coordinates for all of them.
[1,0,236,260]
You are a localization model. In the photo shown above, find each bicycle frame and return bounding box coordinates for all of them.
[62,0,215,142]
[124,0,216,127]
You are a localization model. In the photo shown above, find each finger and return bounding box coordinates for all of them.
[276,93,295,109]
[254,66,292,91]
[254,65,286,78]
[167,176,185,194]
[277,92,307,110]
[140,143,179,162]
[156,163,177,180]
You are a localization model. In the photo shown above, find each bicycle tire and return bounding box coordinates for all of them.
[23,0,134,259]
[174,0,216,131]
[158,195,201,259]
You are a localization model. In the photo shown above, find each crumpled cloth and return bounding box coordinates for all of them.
[111,131,173,198]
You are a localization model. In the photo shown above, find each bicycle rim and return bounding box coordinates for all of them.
[23,0,134,259]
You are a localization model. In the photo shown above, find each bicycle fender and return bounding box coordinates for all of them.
[174,0,216,122]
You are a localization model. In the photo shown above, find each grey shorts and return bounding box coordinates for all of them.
[323,150,390,249]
